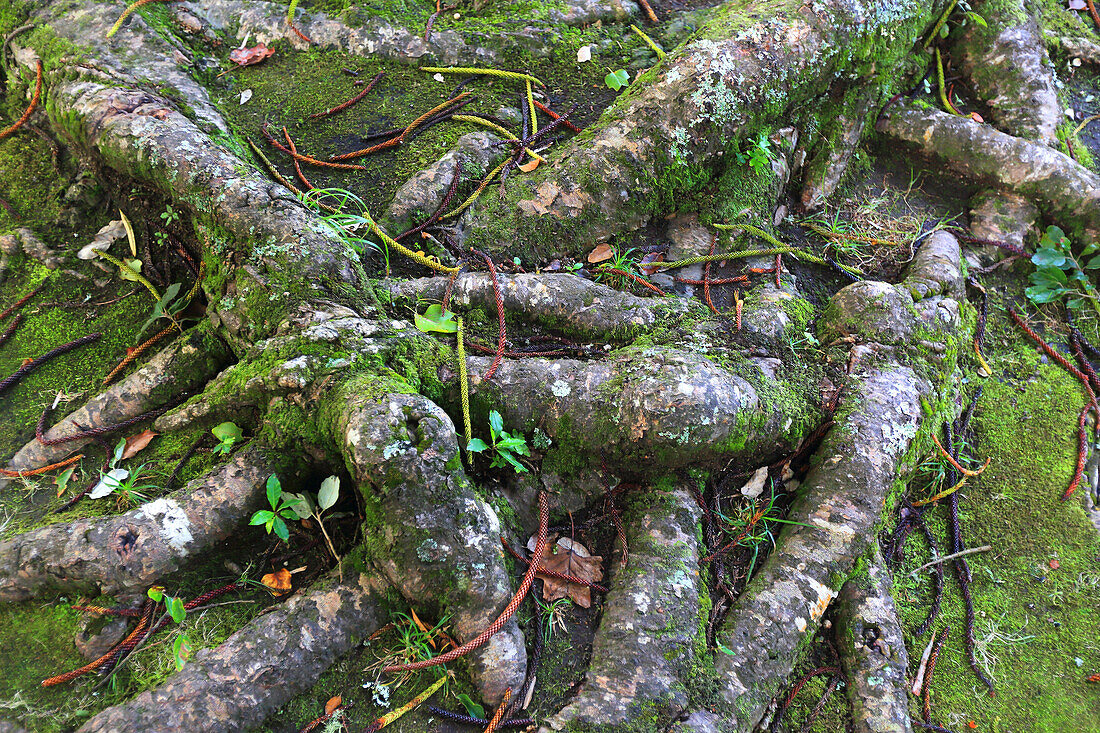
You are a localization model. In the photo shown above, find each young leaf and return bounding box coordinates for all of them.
[489,410,504,439]
[414,304,459,333]
[266,474,282,508]
[284,492,313,520]
[173,634,192,671]
[317,475,340,512]
[211,422,243,442]
[250,509,275,525]
[273,516,290,542]
[147,586,165,602]
[112,437,128,468]
[466,438,489,453]
[55,467,75,497]
[604,69,629,91]
[166,596,186,624]
[456,693,485,720]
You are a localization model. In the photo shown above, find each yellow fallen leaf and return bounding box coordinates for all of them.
[261,568,293,595]
[324,696,342,715]
[518,158,540,173]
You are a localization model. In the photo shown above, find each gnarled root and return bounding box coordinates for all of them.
[0,444,278,603]
[835,546,913,733]
[545,484,704,731]
[75,572,389,733]
[876,105,1100,242]
[1,326,230,484]
[333,389,526,705]
[389,272,688,340]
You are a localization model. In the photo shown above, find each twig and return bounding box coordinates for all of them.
[910,545,992,576]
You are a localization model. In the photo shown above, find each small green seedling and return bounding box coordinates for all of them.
[604,68,629,91]
[467,410,531,473]
[147,586,191,670]
[735,133,774,176]
[211,421,243,456]
[249,475,303,542]
[1026,225,1100,316]
[283,475,343,572]
[87,438,156,505]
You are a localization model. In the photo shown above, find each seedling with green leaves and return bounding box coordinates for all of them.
[466,410,531,473]
[283,475,343,574]
[87,438,157,506]
[300,188,388,270]
[249,475,303,542]
[735,132,775,176]
[1026,225,1100,317]
[147,586,192,671]
[211,421,243,456]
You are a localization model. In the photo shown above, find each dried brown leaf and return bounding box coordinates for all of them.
[261,568,293,595]
[229,44,275,67]
[121,429,157,459]
[587,242,613,264]
[517,158,540,173]
[537,545,603,608]
[325,696,343,715]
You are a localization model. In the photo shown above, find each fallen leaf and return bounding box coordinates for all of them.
[536,543,603,608]
[639,252,664,276]
[1049,559,1060,570]
[262,568,293,595]
[88,468,129,500]
[239,89,253,105]
[576,45,592,63]
[518,158,540,173]
[587,242,614,264]
[152,109,172,120]
[1069,0,1086,9]
[325,696,343,715]
[229,44,275,67]
[121,429,157,459]
[970,112,984,124]
[409,607,436,649]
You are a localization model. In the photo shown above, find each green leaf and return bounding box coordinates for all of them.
[284,492,313,520]
[1067,297,1086,310]
[56,467,75,495]
[716,642,736,656]
[119,258,145,282]
[317,475,340,512]
[1086,256,1100,270]
[250,510,275,525]
[166,596,186,624]
[489,410,504,438]
[456,694,484,720]
[111,437,127,468]
[964,10,986,27]
[1025,285,1065,304]
[1032,249,1067,268]
[266,475,282,509]
[414,304,459,333]
[604,69,629,90]
[466,438,489,453]
[273,517,290,542]
[173,634,192,671]
[1031,267,1068,286]
[147,587,165,602]
[499,450,529,474]
[211,422,243,442]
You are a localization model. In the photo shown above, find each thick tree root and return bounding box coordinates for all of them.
[798,84,879,213]
[712,233,965,731]
[954,0,1061,145]
[543,484,704,731]
[876,105,1100,242]
[1,328,230,485]
[389,272,689,340]
[965,189,1037,265]
[333,390,526,705]
[0,444,278,602]
[835,546,913,733]
[75,572,390,733]
[454,346,816,477]
[461,0,939,259]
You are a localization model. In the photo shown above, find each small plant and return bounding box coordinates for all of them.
[210,421,243,456]
[594,246,641,289]
[87,438,157,506]
[467,410,531,473]
[146,586,192,671]
[301,188,387,270]
[735,133,774,176]
[535,597,571,641]
[249,475,303,542]
[283,475,343,571]
[160,204,181,228]
[1026,225,1100,316]
[604,68,629,91]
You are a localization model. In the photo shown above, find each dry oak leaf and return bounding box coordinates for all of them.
[121,429,157,459]
[325,696,343,715]
[587,242,614,264]
[536,543,603,608]
[261,568,293,596]
[229,44,275,67]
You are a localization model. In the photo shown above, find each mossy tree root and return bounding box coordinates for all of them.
[75,571,390,733]
[876,105,1100,243]
[835,546,914,733]
[0,444,281,603]
[388,272,690,341]
[0,326,231,486]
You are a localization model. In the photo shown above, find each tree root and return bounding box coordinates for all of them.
[712,233,965,731]
[75,572,390,733]
[544,484,704,731]
[332,390,527,705]
[1,327,230,485]
[452,346,816,477]
[876,104,1100,242]
[836,546,913,733]
[389,272,688,341]
[0,444,278,603]
[953,0,1061,146]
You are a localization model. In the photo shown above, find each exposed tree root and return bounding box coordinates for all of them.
[0,445,278,602]
[545,484,703,730]
[964,189,1037,266]
[389,272,688,340]
[953,0,1061,146]
[75,572,390,733]
[836,547,913,733]
[876,105,1100,242]
[712,233,965,731]
[1,326,230,484]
